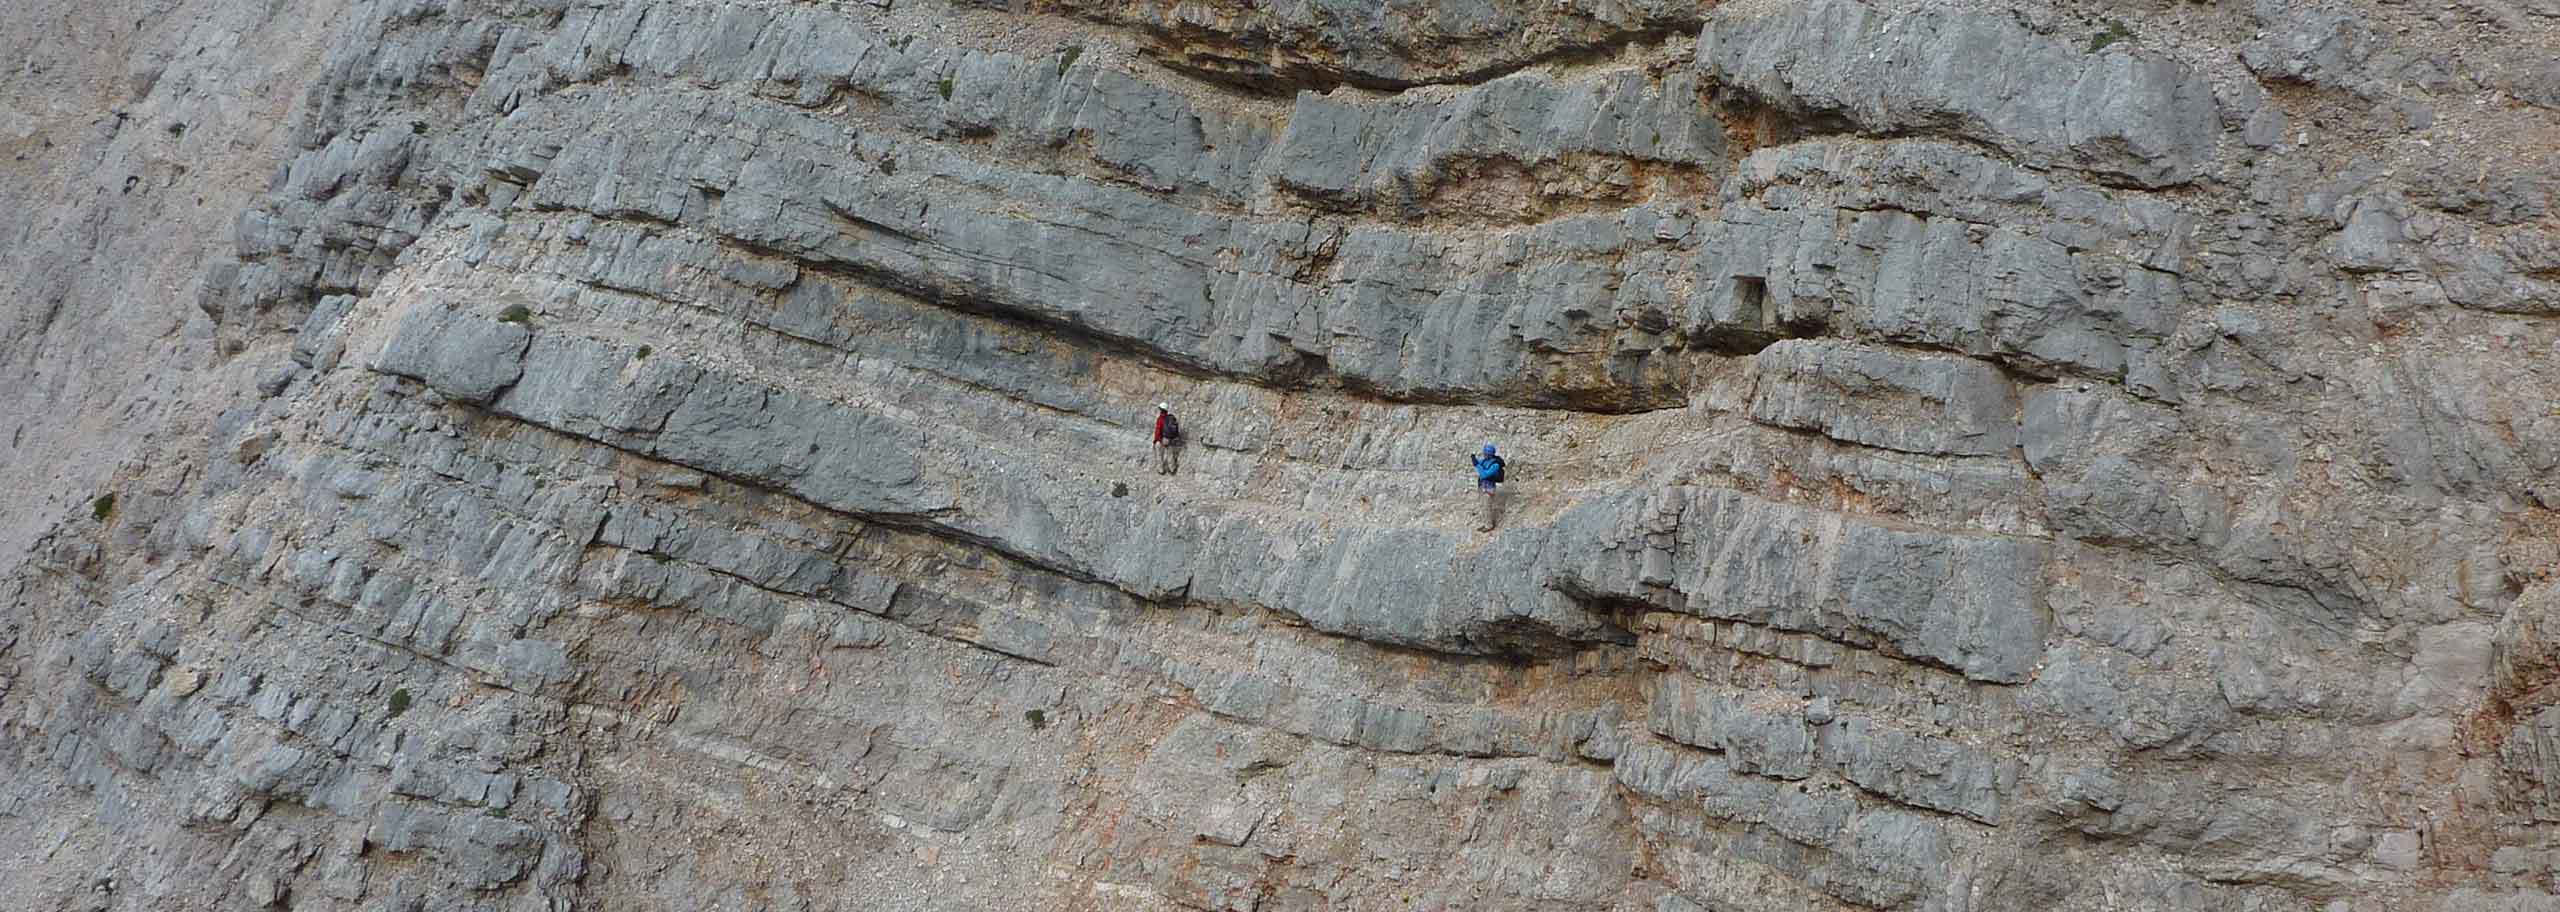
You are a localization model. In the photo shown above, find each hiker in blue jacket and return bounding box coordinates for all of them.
[1470,443,1506,531]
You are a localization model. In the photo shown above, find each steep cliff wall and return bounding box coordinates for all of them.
[3,0,2557,909]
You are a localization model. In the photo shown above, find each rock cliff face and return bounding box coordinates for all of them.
[3,0,2558,908]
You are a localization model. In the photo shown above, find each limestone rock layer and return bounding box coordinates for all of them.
[3,0,2557,909]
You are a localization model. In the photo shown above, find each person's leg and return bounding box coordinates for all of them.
[1478,483,1496,530]
[1168,443,1181,475]
[1156,445,1172,475]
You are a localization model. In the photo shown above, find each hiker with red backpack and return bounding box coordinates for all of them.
[1152,403,1183,475]
[1470,443,1506,531]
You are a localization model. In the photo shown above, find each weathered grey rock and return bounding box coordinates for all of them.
[1699,0,2220,187]
[1270,69,1724,217]
[1748,339,2019,457]
[1039,0,1702,91]
[1611,740,1951,908]
[2241,5,2376,91]
[7,0,2558,909]
[1816,717,2013,825]
[368,802,546,890]
[510,86,1705,409]
[1649,678,1815,779]
[1591,486,2052,684]
[372,304,532,404]
[1687,140,2187,392]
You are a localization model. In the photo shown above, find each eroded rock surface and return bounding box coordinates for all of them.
[4,0,2558,909]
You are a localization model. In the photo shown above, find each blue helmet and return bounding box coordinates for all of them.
[1482,443,1497,456]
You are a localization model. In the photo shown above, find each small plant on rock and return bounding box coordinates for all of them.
[634,344,653,361]
[1058,46,1083,79]
[937,75,954,101]
[91,493,115,521]
[497,304,532,325]
[1024,708,1048,730]
[2087,20,2134,53]
[387,688,413,718]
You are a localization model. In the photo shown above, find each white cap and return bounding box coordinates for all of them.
[1158,402,1170,411]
